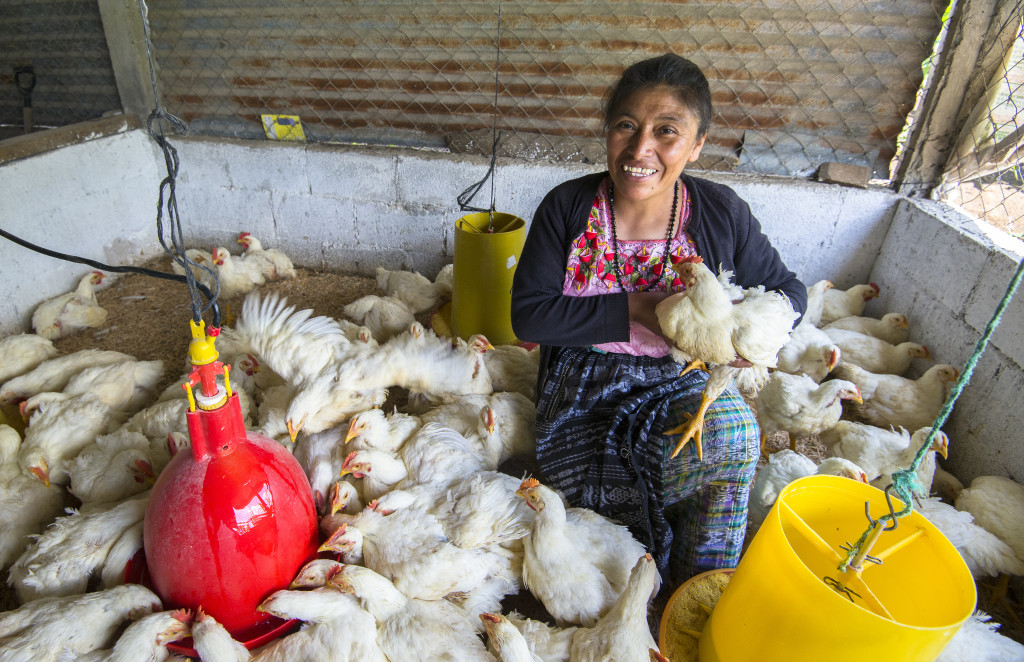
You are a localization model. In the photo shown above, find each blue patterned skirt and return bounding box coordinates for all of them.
[535,346,760,585]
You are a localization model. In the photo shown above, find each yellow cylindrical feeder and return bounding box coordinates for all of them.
[699,475,975,661]
[451,211,526,345]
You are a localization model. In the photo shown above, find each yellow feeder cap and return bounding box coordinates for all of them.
[187,319,219,366]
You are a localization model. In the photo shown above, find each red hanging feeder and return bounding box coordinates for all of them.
[141,320,319,649]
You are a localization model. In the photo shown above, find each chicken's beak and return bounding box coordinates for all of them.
[18,400,29,422]
[850,388,863,404]
[934,433,949,459]
[827,348,840,371]
[920,345,931,360]
[29,462,49,488]
[897,317,910,329]
[286,419,301,443]
[344,418,360,444]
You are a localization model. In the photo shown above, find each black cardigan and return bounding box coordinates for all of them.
[510,171,807,381]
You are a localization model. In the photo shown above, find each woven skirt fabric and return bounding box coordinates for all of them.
[534,346,759,583]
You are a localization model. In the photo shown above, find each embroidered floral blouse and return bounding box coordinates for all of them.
[562,178,698,357]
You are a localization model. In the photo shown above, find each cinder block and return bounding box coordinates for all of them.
[817,162,870,188]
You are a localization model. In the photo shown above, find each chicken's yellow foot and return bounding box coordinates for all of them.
[679,360,707,377]
[665,392,713,461]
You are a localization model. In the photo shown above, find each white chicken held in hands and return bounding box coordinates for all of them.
[655,256,798,460]
[32,271,108,340]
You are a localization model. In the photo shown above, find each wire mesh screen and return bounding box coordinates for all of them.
[934,12,1024,238]
[143,0,945,179]
[0,0,120,138]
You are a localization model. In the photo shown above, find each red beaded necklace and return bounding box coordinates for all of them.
[607,179,678,292]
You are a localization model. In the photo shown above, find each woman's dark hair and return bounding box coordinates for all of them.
[603,54,713,137]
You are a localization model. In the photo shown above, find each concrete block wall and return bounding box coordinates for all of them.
[0,129,163,334]
[171,136,901,290]
[869,198,1024,484]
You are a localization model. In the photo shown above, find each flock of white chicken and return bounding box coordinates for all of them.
[1,239,1023,660]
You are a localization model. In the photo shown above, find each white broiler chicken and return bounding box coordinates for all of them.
[834,363,959,431]
[824,422,929,482]
[292,425,348,515]
[60,358,165,414]
[343,294,416,342]
[0,334,58,384]
[516,477,652,627]
[0,584,161,662]
[935,610,1024,661]
[9,490,150,602]
[64,608,192,662]
[169,248,218,290]
[0,424,64,567]
[382,328,494,400]
[252,588,386,662]
[31,271,109,340]
[819,281,879,325]
[123,398,189,444]
[870,427,949,495]
[66,429,155,505]
[824,312,911,345]
[19,391,130,486]
[915,497,1024,579]
[346,407,421,453]
[824,328,930,375]
[477,339,541,401]
[0,349,133,406]
[237,232,297,281]
[505,612,577,662]
[328,563,497,662]
[320,505,494,601]
[799,279,832,328]
[434,263,455,298]
[654,257,799,460]
[212,247,265,299]
[190,608,250,662]
[433,470,535,550]
[399,422,491,490]
[753,372,861,451]
[420,392,536,467]
[481,613,542,662]
[568,554,659,662]
[340,448,409,501]
[749,451,868,527]
[956,476,1024,560]
[376,266,443,314]
[99,519,144,590]
[775,323,841,383]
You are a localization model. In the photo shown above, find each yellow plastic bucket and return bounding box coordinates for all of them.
[700,475,975,661]
[451,211,526,345]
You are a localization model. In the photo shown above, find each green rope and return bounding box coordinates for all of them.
[838,254,1024,572]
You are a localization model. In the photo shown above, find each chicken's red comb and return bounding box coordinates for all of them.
[681,255,704,264]
[869,282,880,293]
[171,608,193,623]
[196,606,208,621]
[238,232,251,238]
[479,613,501,624]
[340,450,358,470]
[519,477,540,490]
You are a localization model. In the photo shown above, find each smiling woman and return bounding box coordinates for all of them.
[510,54,807,595]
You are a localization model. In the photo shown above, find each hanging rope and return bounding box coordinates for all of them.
[456,0,503,228]
[136,0,221,327]
[838,253,1024,572]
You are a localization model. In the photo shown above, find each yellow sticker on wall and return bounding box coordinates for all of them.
[261,114,306,141]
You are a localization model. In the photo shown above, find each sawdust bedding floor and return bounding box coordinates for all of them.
[3,259,1023,647]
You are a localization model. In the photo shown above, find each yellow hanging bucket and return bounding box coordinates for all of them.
[451,211,526,345]
[699,475,975,661]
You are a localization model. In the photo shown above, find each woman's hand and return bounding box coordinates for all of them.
[627,291,671,337]
[728,356,753,368]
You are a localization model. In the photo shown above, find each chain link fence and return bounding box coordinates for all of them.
[0,0,120,140]
[3,0,1022,237]
[933,11,1024,238]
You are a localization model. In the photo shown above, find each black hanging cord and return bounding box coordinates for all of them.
[457,0,503,225]
[0,227,220,323]
[137,0,220,326]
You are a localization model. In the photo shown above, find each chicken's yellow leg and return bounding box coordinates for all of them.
[665,390,713,461]
[679,360,708,377]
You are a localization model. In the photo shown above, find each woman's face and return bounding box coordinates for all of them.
[606,85,706,206]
